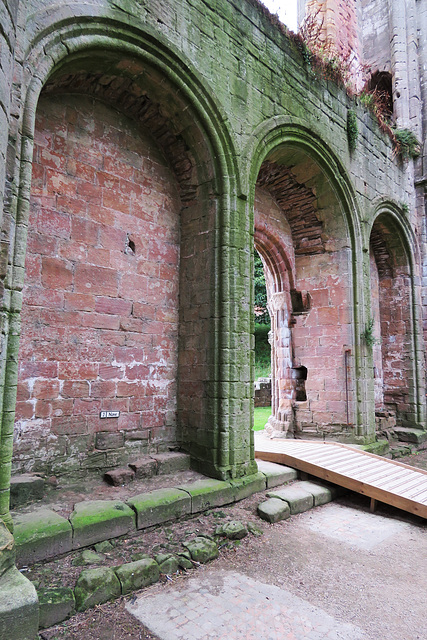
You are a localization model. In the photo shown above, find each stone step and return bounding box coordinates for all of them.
[0,566,38,640]
[393,427,427,445]
[10,474,45,509]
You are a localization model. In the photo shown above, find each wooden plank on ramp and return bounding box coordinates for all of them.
[254,434,427,520]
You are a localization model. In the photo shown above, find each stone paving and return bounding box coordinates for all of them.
[127,570,368,640]
[302,502,413,551]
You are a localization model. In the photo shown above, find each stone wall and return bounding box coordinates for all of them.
[0,0,424,493]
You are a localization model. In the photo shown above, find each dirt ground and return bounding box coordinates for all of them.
[37,449,427,640]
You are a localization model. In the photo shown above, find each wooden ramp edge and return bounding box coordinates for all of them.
[255,436,427,520]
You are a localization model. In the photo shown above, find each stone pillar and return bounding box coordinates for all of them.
[265,292,295,437]
[0,0,19,532]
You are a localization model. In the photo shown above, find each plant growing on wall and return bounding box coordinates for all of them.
[361,316,380,349]
[392,128,421,161]
[347,109,358,151]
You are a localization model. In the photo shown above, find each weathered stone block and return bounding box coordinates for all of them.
[393,427,427,445]
[221,521,248,540]
[74,567,121,611]
[115,558,160,594]
[257,498,290,523]
[230,472,266,501]
[128,456,157,479]
[297,481,332,506]
[267,485,314,514]
[0,520,15,578]
[70,500,136,549]
[256,460,298,488]
[150,452,191,474]
[183,537,218,563]
[10,474,45,508]
[38,587,75,629]
[0,567,39,640]
[13,508,72,566]
[104,467,135,486]
[155,553,179,574]
[177,479,234,513]
[127,488,191,529]
[95,432,125,450]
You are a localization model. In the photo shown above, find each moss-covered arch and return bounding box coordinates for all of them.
[0,16,252,529]
[245,118,371,440]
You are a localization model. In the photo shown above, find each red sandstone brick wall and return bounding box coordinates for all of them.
[14,93,181,474]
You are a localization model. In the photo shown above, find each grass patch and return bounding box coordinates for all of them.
[253,406,271,431]
[255,322,271,379]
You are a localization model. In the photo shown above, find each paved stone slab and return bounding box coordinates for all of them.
[38,587,75,629]
[13,508,72,565]
[127,487,191,529]
[10,474,45,509]
[70,500,136,549]
[256,459,298,488]
[257,497,290,523]
[303,502,413,551]
[0,567,39,640]
[298,480,332,506]
[267,484,314,514]
[127,570,367,639]
[230,472,266,501]
[177,479,234,513]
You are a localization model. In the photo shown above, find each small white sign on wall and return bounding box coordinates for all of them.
[99,411,120,419]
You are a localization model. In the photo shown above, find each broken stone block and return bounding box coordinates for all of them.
[38,587,75,629]
[247,522,263,537]
[0,567,38,640]
[114,559,160,595]
[104,467,135,486]
[127,487,191,529]
[267,485,314,515]
[257,498,290,523]
[10,474,45,509]
[183,537,219,563]
[13,508,72,566]
[72,549,106,566]
[70,500,136,549]
[176,552,193,570]
[177,478,234,514]
[155,553,179,574]
[74,567,121,611]
[128,456,157,479]
[150,451,191,475]
[216,521,247,539]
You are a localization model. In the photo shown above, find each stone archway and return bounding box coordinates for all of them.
[369,213,419,430]
[252,141,356,440]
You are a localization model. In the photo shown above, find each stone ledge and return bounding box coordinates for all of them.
[177,478,234,513]
[267,484,314,514]
[256,459,298,488]
[10,475,45,509]
[230,472,266,501]
[127,488,191,529]
[393,427,427,445]
[70,500,136,549]
[13,508,72,566]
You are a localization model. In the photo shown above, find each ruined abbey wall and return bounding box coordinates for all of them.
[0,1,425,513]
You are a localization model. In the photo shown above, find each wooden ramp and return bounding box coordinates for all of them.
[255,434,427,520]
